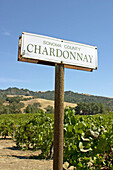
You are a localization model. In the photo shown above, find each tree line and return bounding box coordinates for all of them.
[1,87,113,110]
[0,93,112,115]
[74,102,109,115]
[0,94,54,114]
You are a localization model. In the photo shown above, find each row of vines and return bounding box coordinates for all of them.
[0,109,113,169]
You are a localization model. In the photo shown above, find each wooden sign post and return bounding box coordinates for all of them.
[18,32,97,170]
[54,64,64,170]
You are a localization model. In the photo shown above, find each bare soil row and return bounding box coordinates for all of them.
[0,137,53,170]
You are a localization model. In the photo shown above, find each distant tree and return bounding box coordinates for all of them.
[75,102,84,115]
[32,102,41,113]
[6,96,22,103]
[91,102,100,115]
[3,106,10,114]
[24,105,32,113]
[99,102,105,114]
[45,105,54,114]
[33,102,41,108]
[25,94,30,96]
[105,106,112,112]
[0,103,4,114]
[9,102,22,114]
[75,102,106,115]
[24,103,42,113]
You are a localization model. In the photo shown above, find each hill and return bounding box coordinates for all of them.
[5,95,76,113]
[0,87,113,110]
[20,97,77,113]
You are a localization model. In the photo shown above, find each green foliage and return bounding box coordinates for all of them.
[63,108,113,169]
[9,102,24,114]
[0,113,43,138]
[24,102,42,114]
[0,113,53,157]
[75,102,105,115]
[0,118,15,138]
[0,102,24,114]
[45,105,54,114]
[0,110,113,169]
[13,112,54,158]
[6,96,23,103]
[0,93,7,103]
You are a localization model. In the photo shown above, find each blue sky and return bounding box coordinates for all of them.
[0,0,113,97]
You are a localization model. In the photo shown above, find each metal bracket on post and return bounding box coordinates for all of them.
[53,64,64,170]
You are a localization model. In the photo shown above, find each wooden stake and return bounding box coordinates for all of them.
[53,64,64,170]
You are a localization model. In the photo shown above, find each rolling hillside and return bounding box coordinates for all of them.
[1,87,113,109]
[20,97,77,113]
[4,94,77,113]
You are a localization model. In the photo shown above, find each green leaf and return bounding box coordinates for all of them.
[78,162,83,167]
[72,145,77,150]
[68,125,73,132]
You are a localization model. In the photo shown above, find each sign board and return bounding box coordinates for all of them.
[17,32,98,169]
[18,32,97,72]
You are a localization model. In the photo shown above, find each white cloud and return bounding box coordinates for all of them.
[2,31,11,36]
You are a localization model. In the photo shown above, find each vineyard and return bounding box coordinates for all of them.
[0,109,113,169]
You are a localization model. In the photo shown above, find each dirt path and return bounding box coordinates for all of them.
[0,138,53,170]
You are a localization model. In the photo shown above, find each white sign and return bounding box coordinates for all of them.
[20,32,97,70]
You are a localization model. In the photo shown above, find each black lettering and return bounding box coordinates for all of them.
[34,45,41,54]
[27,44,33,53]
[50,48,55,56]
[63,51,69,59]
